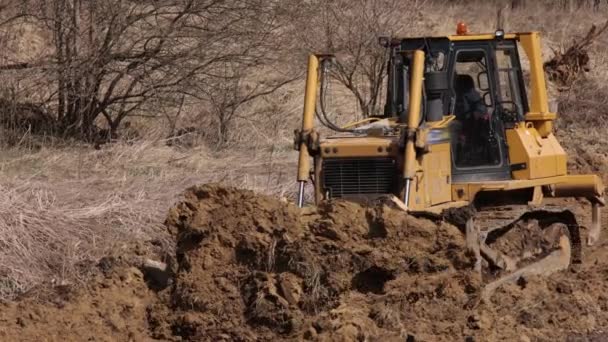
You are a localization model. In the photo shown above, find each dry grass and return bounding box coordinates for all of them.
[0,180,158,298]
[0,140,298,300]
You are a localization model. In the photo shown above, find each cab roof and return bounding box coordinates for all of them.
[398,32,538,42]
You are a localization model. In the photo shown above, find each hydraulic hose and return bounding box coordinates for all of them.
[316,59,355,133]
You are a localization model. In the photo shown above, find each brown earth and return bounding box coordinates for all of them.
[1,184,608,341]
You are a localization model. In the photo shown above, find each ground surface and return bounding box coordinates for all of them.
[1,184,607,341]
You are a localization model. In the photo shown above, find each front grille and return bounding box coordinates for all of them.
[322,158,397,198]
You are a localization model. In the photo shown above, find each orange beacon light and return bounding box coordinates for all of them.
[456,22,468,35]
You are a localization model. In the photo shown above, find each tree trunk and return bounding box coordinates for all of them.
[511,0,524,9]
[54,0,66,124]
[219,118,229,146]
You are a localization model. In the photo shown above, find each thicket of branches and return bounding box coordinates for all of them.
[0,0,294,145]
[454,0,606,9]
[0,0,606,145]
[287,0,415,117]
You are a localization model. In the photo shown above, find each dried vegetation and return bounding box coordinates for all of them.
[545,20,608,88]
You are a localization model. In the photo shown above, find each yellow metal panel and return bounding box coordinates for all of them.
[505,126,531,179]
[506,124,566,180]
[518,32,550,115]
[406,154,425,210]
[399,32,529,42]
[320,137,399,158]
[407,142,452,210]
[526,112,556,120]
[409,170,426,209]
[550,174,605,200]
[447,33,518,41]
[450,174,604,207]
[517,32,557,137]
[423,142,452,206]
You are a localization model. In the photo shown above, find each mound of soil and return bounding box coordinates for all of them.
[2,184,608,341]
[153,185,478,341]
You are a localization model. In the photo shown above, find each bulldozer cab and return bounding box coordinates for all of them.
[384,35,529,182]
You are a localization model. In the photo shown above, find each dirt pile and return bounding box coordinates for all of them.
[2,184,608,341]
[151,185,478,341]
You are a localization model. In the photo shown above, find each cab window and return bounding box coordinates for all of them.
[495,48,525,122]
[450,50,501,168]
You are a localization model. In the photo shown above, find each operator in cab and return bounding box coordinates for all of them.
[452,74,490,166]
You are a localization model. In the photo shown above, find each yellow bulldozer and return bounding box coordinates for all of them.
[294,25,605,289]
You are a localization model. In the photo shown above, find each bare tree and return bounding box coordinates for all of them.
[290,0,413,117]
[190,63,297,146]
[0,0,292,143]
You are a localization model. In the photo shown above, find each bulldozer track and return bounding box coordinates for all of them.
[441,203,582,289]
[480,205,582,265]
